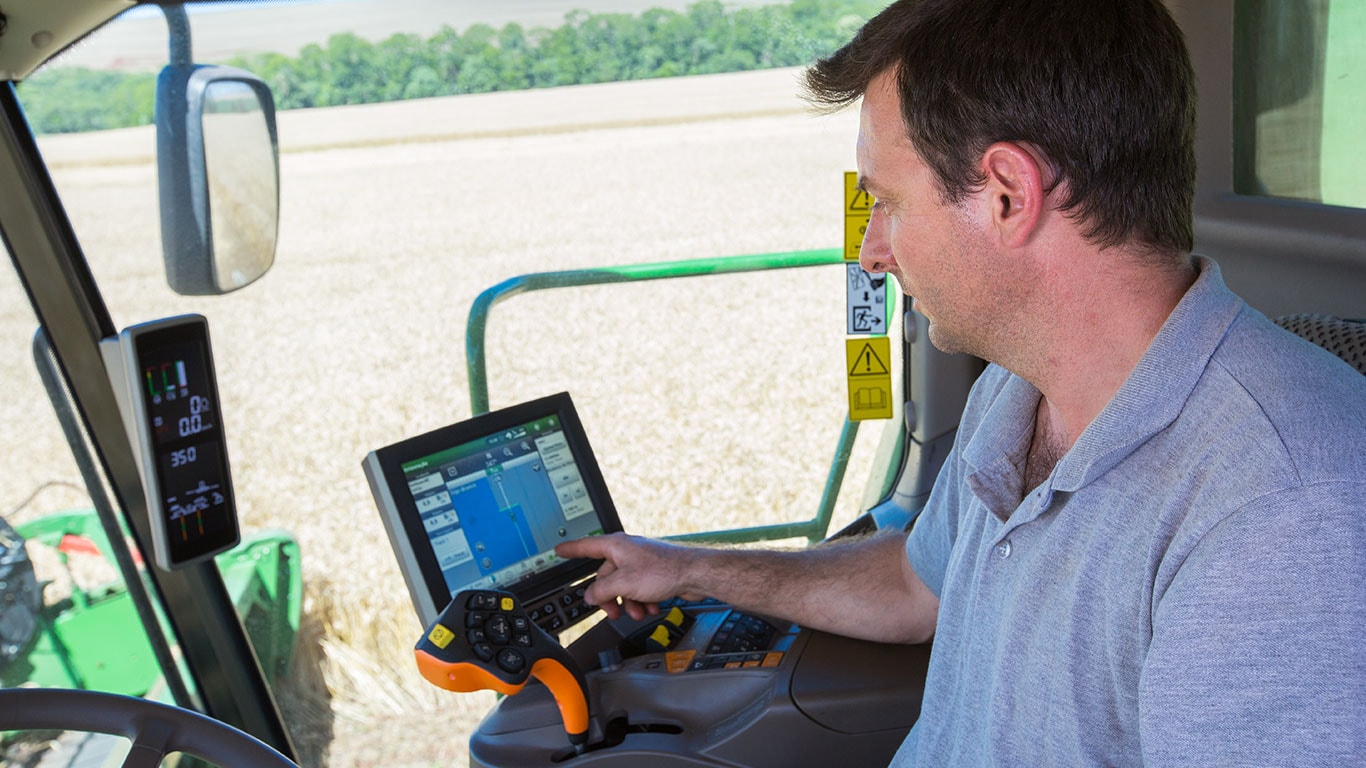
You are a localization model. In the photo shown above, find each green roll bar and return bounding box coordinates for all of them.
[465,248,858,544]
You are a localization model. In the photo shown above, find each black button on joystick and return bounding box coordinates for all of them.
[496,647,526,674]
[486,614,510,644]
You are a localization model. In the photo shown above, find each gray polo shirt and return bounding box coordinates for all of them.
[895,258,1366,767]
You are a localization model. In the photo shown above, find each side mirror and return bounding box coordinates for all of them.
[155,65,279,295]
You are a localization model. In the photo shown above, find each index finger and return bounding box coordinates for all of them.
[555,535,611,560]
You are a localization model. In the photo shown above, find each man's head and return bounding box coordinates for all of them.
[806,0,1197,261]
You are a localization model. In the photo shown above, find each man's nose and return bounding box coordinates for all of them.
[858,206,891,275]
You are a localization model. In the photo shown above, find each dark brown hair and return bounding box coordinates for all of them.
[805,0,1197,258]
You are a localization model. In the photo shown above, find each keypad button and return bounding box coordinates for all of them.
[467,593,497,611]
[486,615,510,644]
[496,648,526,674]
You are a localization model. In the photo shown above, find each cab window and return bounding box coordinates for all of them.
[1234,0,1366,208]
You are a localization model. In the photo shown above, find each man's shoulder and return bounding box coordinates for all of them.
[1195,305,1366,481]
[1214,306,1366,421]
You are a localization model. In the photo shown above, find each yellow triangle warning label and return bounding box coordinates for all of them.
[845,337,893,420]
[848,341,889,376]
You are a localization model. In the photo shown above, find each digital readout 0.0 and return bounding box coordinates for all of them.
[141,339,218,445]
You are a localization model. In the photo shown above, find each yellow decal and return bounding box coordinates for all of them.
[428,623,455,649]
[846,337,894,420]
[844,171,874,262]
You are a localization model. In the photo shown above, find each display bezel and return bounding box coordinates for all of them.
[365,392,621,625]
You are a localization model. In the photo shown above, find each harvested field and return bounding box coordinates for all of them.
[1,68,892,766]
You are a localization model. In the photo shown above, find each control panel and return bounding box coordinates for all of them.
[386,395,930,766]
[615,598,796,675]
[524,581,596,634]
[416,589,591,753]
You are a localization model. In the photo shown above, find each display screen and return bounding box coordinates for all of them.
[365,392,621,625]
[132,321,238,567]
[399,412,605,595]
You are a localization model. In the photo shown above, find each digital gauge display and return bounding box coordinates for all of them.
[118,315,239,570]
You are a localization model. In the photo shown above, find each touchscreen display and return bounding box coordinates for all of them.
[364,391,621,627]
[399,412,605,594]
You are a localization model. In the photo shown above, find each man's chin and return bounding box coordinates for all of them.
[925,321,968,356]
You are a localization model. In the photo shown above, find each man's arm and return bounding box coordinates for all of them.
[555,530,939,644]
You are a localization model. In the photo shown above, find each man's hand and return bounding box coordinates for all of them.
[555,533,704,621]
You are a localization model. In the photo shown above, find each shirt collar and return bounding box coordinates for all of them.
[962,374,1040,519]
[1052,256,1243,492]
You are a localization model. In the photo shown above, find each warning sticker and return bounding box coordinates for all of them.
[846,337,893,420]
[844,171,873,262]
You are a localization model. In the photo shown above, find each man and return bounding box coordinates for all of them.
[558,0,1366,764]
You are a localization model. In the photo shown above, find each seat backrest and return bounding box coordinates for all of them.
[1273,314,1366,376]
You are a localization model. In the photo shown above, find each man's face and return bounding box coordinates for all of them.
[855,70,1009,358]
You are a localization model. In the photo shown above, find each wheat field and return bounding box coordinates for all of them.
[1,68,895,766]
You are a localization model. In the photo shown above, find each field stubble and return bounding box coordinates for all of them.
[1,69,886,765]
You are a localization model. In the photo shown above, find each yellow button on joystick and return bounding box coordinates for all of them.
[428,624,455,649]
[648,624,674,651]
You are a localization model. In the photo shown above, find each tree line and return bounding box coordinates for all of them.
[20,0,884,135]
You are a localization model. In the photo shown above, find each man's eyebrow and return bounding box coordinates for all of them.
[856,175,880,202]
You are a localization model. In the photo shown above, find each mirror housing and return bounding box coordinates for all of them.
[156,65,279,295]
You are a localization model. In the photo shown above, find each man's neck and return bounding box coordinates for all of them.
[1024,397,1067,493]
[1016,254,1197,451]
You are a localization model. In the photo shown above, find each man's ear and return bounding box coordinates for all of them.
[979,142,1047,249]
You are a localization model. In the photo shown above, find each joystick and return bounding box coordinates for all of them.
[415,588,592,752]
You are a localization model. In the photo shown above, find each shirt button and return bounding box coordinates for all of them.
[994,539,1012,559]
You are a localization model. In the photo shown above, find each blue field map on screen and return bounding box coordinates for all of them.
[448,473,537,575]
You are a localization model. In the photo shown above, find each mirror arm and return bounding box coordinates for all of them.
[161,5,192,69]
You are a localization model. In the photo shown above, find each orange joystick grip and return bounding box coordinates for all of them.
[415,589,591,749]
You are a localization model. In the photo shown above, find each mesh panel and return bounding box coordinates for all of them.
[1273,314,1366,375]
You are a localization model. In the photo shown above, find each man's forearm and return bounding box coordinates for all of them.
[680,531,937,643]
